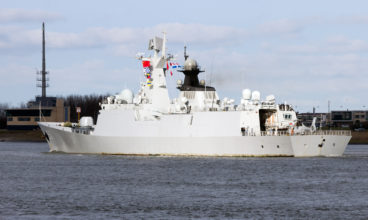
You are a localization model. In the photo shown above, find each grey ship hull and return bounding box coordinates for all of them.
[39,122,350,157]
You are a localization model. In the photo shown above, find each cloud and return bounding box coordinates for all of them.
[0,8,62,23]
[259,34,368,55]
[49,59,141,96]
[0,23,238,51]
[0,63,39,106]
[2,15,368,111]
[326,36,368,53]
[154,23,248,44]
[256,19,303,37]
[56,23,249,49]
[334,15,368,24]
[275,44,321,54]
[0,21,304,52]
[178,45,368,111]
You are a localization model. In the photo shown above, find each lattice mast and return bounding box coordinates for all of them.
[37,22,49,98]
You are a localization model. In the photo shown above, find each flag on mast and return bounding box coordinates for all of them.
[170,62,181,69]
[142,59,151,78]
[142,60,150,68]
[166,61,173,76]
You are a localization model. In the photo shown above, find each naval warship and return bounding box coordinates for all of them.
[39,34,351,157]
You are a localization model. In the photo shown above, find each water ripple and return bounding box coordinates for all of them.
[0,142,367,219]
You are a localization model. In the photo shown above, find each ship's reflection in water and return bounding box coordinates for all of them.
[0,142,367,219]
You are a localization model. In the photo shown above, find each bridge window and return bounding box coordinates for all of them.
[18,117,31,121]
[205,91,215,99]
[183,91,196,99]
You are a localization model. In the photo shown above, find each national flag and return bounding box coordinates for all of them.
[166,61,173,76]
[142,60,151,78]
[170,62,181,69]
[142,60,150,68]
[144,67,150,74]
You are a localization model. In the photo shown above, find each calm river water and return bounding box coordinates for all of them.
[0,142,367,219]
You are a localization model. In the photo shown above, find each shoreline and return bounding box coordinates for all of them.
[0,129,46,142]
[348,131,368,145]
[1,129,367,144]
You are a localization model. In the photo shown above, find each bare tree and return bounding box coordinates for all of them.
[0,103,9,129]
[62,94,109,123]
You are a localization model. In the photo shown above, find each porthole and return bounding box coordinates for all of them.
[277,145,280,148]
[261,145,264,148]
[333,143,336,147]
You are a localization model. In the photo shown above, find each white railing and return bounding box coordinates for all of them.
[259,131,289,136]
[258,130,351,137]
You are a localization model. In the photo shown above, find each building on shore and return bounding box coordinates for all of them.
[5,23,70,130]
[297,110,368,129]
[297,112,327,127]
[330,110,367,128]
[6,97,69,130]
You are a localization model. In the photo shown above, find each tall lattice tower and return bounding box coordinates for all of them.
[37,22,49,98]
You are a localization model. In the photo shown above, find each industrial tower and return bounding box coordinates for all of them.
[37,22,49,98]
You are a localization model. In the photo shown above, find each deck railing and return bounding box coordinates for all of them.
[258,130,351,137]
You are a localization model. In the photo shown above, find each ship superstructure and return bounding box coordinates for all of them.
[39,34,351,157]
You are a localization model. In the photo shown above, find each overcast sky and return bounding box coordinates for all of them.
[1,0,368,112]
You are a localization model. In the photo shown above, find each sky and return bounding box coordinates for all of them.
[1,0,368,112]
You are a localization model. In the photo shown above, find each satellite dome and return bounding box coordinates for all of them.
[266,94,275,102]
[80,116,94,127]
[199,79,205,86]
[251,91,261,101]
[120,89,134,104]
[184,58,198,71]
[242,89,251,100]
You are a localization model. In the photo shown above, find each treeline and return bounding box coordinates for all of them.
[0,103,9,129]
[63,94,109,123]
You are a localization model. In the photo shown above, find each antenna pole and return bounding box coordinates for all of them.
[184,46,188,61]
[162,31,166,58]
[328,100,331,129]
[39,101,41,121]
[42,22,46,98]
[210,57,215,110]
[205,69,207,110]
